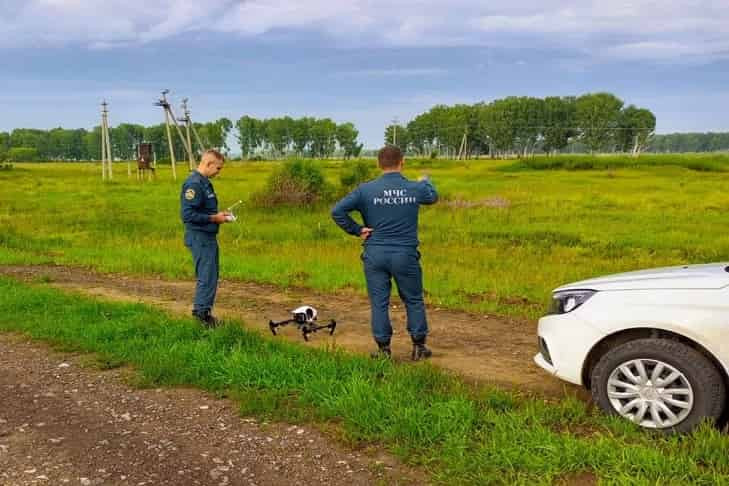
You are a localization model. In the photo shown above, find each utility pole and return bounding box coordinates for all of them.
[155,91,207,179]
[391,116,399,146]
[457,131,468,160]
[182,99,207,159]
[100,100,112,181]
[180,98,195,170]
[156,90,177,180]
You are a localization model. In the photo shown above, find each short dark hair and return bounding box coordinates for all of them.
[378,145,403,169]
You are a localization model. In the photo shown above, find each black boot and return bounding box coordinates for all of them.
[193,310,219,329]
[411,336,432,361]
[370,340,392,359]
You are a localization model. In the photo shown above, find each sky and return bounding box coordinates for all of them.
[1,0,728,148]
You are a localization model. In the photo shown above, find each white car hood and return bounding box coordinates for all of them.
[556,263,729,291]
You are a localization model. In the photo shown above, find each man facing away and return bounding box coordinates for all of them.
[180,149,232,328]
[331,145,438,360]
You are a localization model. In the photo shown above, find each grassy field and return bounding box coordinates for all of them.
[5,277,729,485]
[2,154,729,318]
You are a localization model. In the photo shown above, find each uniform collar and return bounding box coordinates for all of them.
[381,172,404,178]
[193,169,209,182]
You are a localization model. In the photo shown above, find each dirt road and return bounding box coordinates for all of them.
[0,264,579,397]
[0,334,415,485]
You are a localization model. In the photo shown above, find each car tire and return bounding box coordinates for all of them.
[590,338,726,433]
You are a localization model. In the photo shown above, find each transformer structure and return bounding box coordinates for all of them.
[136,142,155,181]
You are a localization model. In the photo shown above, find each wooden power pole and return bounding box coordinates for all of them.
[155,90,198,179]
[100,100,112,181]
[457,131,468,160]
[156,90,177,180]
[181,98,207,157]
[181,98,195,170]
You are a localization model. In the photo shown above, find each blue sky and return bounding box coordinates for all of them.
[1,1,728,148]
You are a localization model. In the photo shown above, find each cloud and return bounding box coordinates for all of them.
[1,1,728,62]
[338,68,448,77]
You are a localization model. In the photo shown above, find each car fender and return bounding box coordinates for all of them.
[574,288,729,377]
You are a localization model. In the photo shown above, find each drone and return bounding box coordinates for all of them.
[268,306,337,341]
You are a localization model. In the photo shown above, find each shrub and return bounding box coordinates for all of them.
[339,159,376,192]
[7,147,39,162]
[253,159,333,207]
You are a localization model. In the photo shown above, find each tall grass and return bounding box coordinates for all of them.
[499,153,729,172]
[4,278,729,484]
[2,156,729,318]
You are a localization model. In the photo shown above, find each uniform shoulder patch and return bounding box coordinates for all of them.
[184,188,196,200]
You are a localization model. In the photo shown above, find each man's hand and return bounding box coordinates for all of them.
[359,227,373,240]
[210,212,232,224]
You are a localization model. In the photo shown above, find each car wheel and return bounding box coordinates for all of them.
[590,338,726,433]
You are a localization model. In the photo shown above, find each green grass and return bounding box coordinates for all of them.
[499,153,729,172]
[3,278,729,484]
[2,155,729,318]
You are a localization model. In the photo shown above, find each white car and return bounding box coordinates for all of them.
[535,263,729,432]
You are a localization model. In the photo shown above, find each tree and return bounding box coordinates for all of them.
[7,147,39,162]
[111,123,145,160]
[336,122,363,159]
[511,97,545,157]
[480,98,517,156]
[264,117,293,157]
[309,118,337,158]
[291,117,313,155]
[542,97,577,154]
[647,132,729,153]
[0,132,9,160]
[575,93,624,153]
[143,124,172,161]
[384,124,409,150]
[407,111,437,155]
[10,129,50,159]
[617,105,656,156]
[235,116,264,158]
[85,127,102,161]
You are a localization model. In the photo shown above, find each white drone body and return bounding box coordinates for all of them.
[292,305,317,323]
[268,305,334,341]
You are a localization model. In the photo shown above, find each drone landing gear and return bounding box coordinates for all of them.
[268,318,337,341]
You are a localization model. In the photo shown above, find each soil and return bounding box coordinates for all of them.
[0,334,416,486]
[0,264,585,398]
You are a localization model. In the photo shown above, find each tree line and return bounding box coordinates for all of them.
[385,93,659,157]
[648,133,729,153]
[236,116,362,159]
[0,119,233,162]
[0,115,363,162]
[2,97,727,162]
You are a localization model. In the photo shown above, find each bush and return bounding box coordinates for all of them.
[253,159,333,207]
[339,159,376,192]
[7,147,39,162]
[0,162,13,171]
[498,154,729,172]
